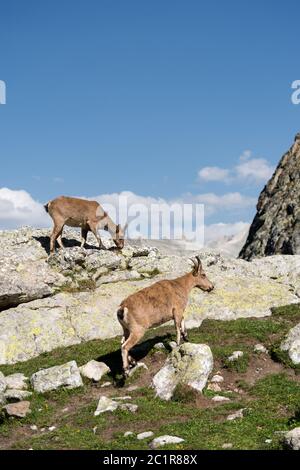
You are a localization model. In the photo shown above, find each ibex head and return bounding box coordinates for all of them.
[190,256,214,292]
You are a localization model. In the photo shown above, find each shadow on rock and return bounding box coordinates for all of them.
[97,333,171,387]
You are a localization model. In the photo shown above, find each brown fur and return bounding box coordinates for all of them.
[117,256,214,374]
[45,195,126,253]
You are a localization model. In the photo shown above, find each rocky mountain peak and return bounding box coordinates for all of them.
[239,133,300,260]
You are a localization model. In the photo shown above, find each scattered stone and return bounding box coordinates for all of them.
[4,389,32,401]
[169,341,177,350]
[150,435,184,449]
[212,395,230,403]
[207,383,221,392]
[48,426,56,431]
[79,360,110,382]
[93,426,98,434]
[280,323,300,364]
[94,396,119,416]
[137,431,154,440]
[124,431,134,437]
[153,343,213,400]
[210,374,224,383]
[222,443,233,449]
[119,403,138,413]
[62,407,69,413]
[101,382,111,388]
[127,362,148,378]
[5,373,28,390]
[154,343,166,350]
[265,439,272,444]
[112,396,132,401]
[228,351,244,362]
[3,401,31,418]
[284,427,300,450]
[31,361,83,393]
[254,344,268,354]
[126,385,139,392]
[30,425,38,431]
[226,409,245,421]
[0,372,6,393]
[40,428,46,432]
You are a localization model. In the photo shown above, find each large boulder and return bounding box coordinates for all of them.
[280,323,300,364]
[284,427,300,450]
[30,360,83,393]
[152,343,213,400]
[0,226,300,365]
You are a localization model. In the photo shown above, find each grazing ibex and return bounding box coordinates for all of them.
[116,256,214,375]
[44,196,127,253]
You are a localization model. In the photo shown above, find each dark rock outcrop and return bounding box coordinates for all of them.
[239,133,300,260]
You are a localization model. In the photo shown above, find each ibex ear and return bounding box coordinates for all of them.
[116,224,120,234]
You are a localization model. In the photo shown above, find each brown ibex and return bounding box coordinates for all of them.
[44,196,127,253]
[116,256,214,375]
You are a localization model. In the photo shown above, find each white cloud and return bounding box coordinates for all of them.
[183,192,256,216]
[198,151,274,185]
[0,188,255,251]
[0,188,49,229]
[198,166,230,182]
[235,158,274,182]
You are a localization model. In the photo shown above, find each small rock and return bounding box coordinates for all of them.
[226,409,245,421]
[31,361,83,393]
[4,389,32,401]
[5,373,28,390]
[228,351,244,362]
[112,396,132,401]
[101,382,111,388]
[254,344,268,354]
[137,431,154,440]
[127,362,148,378]
[210,374,224,383]
[94,396,118,416]
[265,439,272,444]
[30,425,38,431]
[222,443,233,449]
[3,401,31,418]
[284,427,300,450]
[124,431,134,437]
[41,428,46,432]
[169,341,177,350]
[280,323,300,365]
[0,371,6,393]
[119,403,138,413]
[154,343,166,350]
[126,385,139,392]
[48,426,56,431]
[150,435,184,449]
[212,395,230,403]
[62,407,69,412]
[207,383,221,392]
[79,360,110,382]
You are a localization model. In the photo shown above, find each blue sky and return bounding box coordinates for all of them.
[0,0,299,236]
